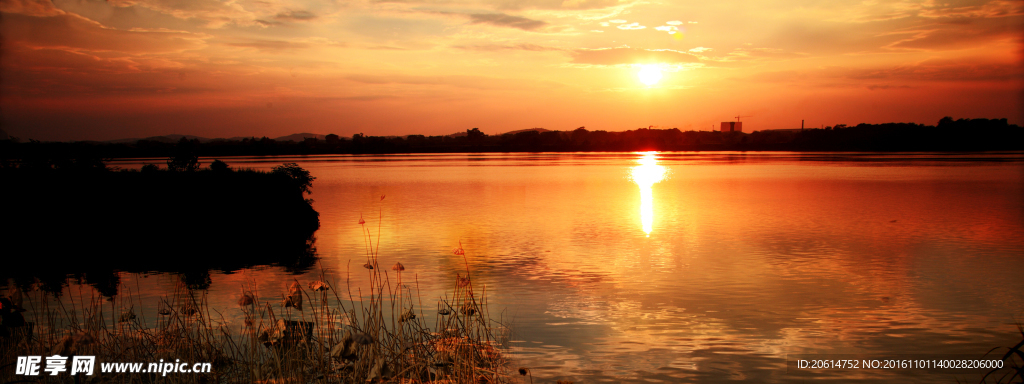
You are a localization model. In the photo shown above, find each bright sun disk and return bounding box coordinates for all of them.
[638,65,662,86]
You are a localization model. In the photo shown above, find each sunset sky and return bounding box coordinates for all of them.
[1,0,1022,141]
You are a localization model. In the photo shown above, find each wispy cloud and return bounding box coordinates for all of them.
[727,47,807,60]
[918,0,1024,19]
[105,0,260,28]
[468,13,548,30]
[884,18,1021,51]
[1,0,65,17]
[0,12,208,54]
[226,39,310,52]
[654,25,677,34]
[617,22,644,30]
[454,43,562,51]
[275,10,317,22]
[747,59,1023,86]
[492,0,621,11]
[572,47,700,65]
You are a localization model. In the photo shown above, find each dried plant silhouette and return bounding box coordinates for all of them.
[0,212,513,383]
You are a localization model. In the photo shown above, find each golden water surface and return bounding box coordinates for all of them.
[52,152,1024,382]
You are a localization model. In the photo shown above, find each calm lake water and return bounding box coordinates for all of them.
[16,152,1024,383]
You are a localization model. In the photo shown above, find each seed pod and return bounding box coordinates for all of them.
[238,293,255,306]
[308,281,329,291]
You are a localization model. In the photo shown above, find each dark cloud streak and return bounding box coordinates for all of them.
[226,39,309,51]
[275,10,317,21]
[468,13,547,31]
[455,43,561,51]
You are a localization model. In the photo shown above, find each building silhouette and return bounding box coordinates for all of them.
[720,122,743,132]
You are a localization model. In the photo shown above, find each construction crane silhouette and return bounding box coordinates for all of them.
[734,114,752,122]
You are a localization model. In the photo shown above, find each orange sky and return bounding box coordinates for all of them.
[1,0,1022,141]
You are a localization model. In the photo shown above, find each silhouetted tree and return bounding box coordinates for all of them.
[167,138,200,171]
[272,163,315,195]
[210,159,230,172]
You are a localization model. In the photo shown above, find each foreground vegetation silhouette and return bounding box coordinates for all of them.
[0,246,512,383]
[0,149,320,296]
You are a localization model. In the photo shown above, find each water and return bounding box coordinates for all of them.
[17,152,1024,382]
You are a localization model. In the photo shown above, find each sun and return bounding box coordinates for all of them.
[638,65,663,86]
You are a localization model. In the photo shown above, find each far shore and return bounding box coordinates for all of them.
[1,118,1021,160]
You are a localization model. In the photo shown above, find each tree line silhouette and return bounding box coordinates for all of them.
[1,118,1021,161]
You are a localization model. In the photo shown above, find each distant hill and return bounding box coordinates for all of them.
[501,128,550,135]
[445,128,550,137]
[0,128,9,141]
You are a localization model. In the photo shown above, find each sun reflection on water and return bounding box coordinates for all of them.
[630,152,667,236]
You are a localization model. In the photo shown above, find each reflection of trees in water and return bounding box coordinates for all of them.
[5,238,317,296]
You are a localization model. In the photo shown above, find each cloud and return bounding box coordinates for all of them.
[494,0,622,11]
[866,84,914,90]
[0,12,207,54]
[688,47,712,53]
[275,10,317,22]
[571,47,701,65]
[344,74,562,90]
[666,20,682,25]
[843,60,1024,82]
[728,47,807,59]
[105,0,258,28]
[918,0,1024,19]
[100,0,338,28]
[654,25,677,33]
[616,22,644,30]
[764,22,903,55]
[885,18,1021,50]
[0,0,65,16]
[468,13,548,30]
[255,19,283,26]
[366,45,407,50]
[747,59,1024,85]
[225,39,310,52]
[454,43,562,51]
[0,43,210,99]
